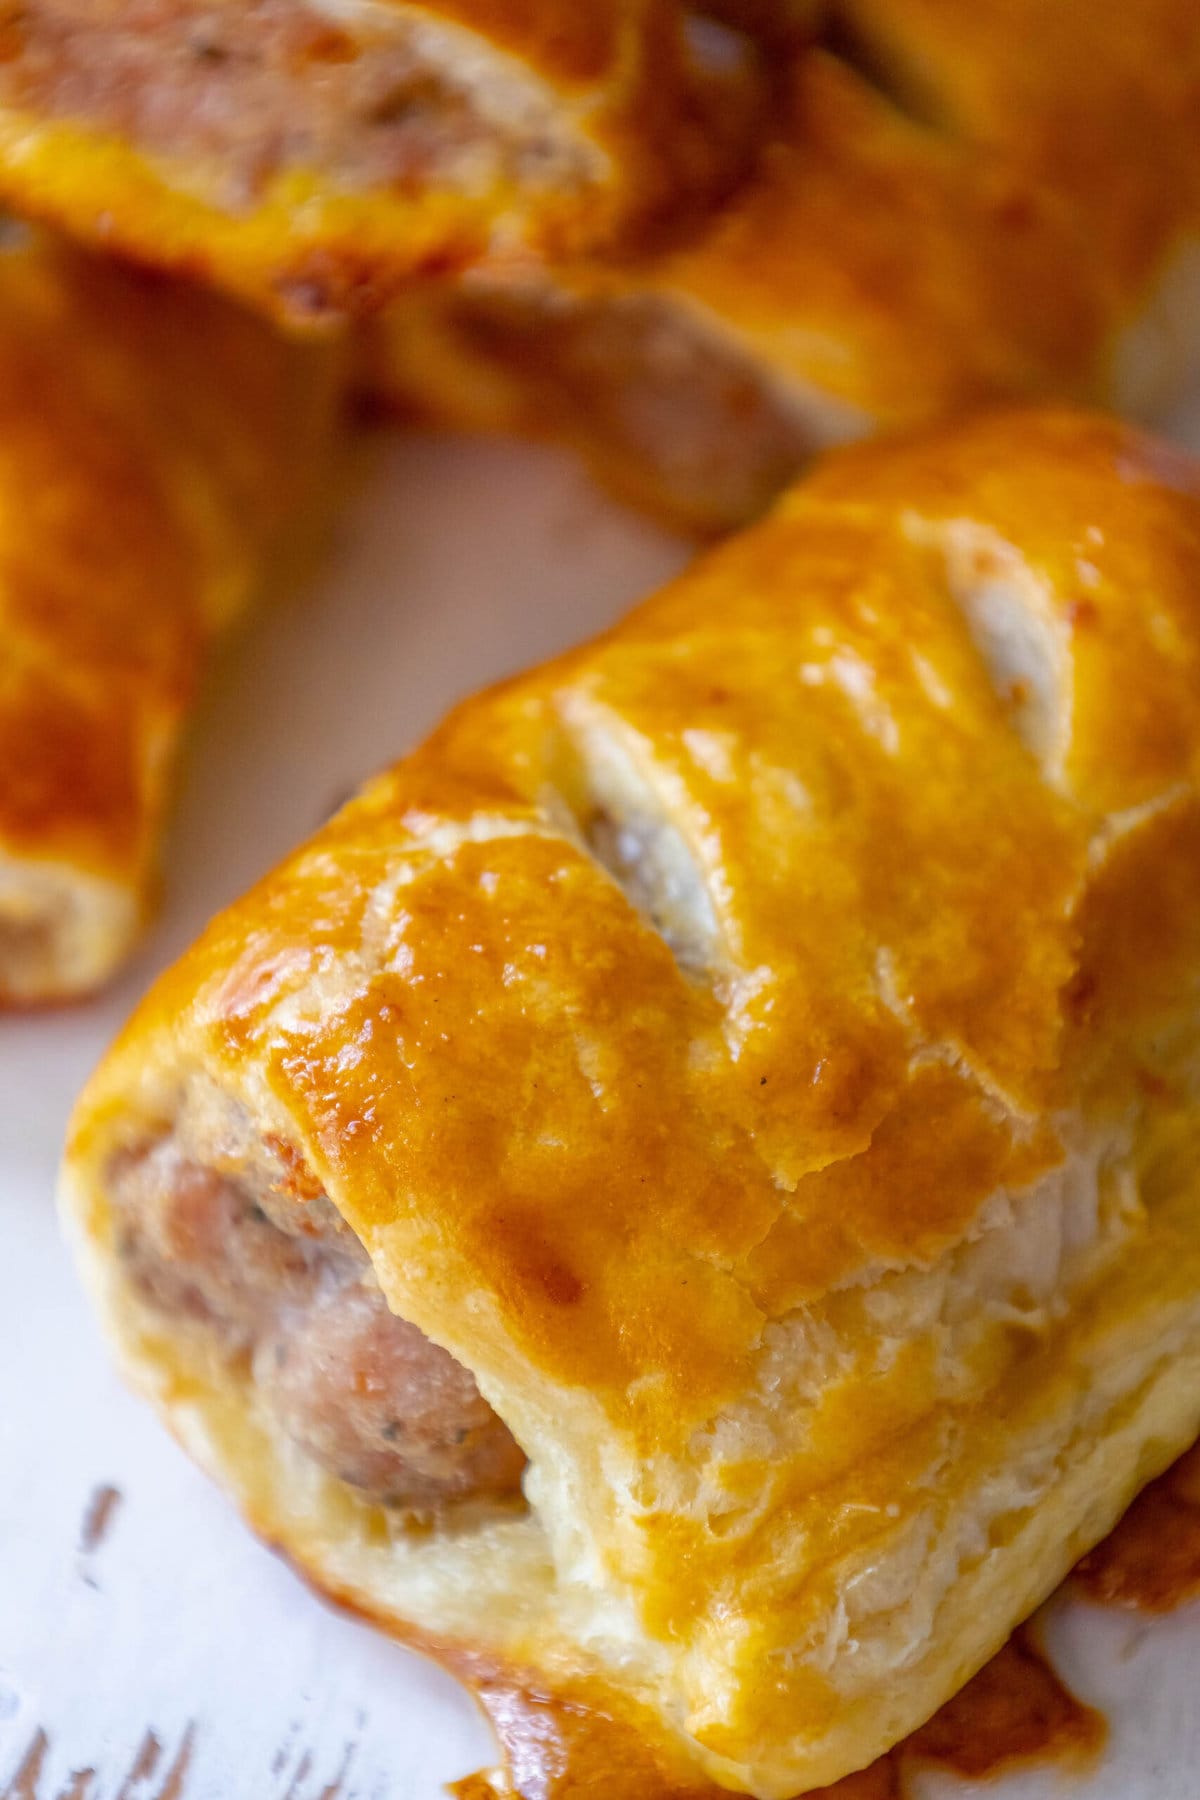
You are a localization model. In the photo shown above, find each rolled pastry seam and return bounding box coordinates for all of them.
[63,412,1200,1794]
[0,0,761,322]
[368,2,1200,531]
[0,231,339,1003]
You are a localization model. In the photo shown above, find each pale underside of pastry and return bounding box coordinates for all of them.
[0,230,337,1004]
[0,0,759,322]
[62,411,1200,1795]
[369,0,1200,531]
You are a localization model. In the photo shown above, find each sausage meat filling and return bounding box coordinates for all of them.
[0,0,597,214]
[107,1121,526,1511]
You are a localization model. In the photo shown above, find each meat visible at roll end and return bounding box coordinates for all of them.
[107,1136,526,1512]
[109,1144,324,1339]
[257,1284,528,1509]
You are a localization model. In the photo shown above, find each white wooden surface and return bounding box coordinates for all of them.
[2,429,1200,1800]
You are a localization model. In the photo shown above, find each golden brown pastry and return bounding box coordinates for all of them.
[0,0,756,322]
[0,229,337,1004]
[62,411,1200,1795]
[371,0,1200,530]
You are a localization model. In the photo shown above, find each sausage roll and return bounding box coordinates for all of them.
[62,411,1200,1795]
[0,230,336,1004]
[371,0,1200,531]
[0,0,757,322]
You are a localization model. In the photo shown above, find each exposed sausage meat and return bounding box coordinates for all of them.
[257,1282,528,1507]
[0,0,579,208]
[108,1132,526,1511]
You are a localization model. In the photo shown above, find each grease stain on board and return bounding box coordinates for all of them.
[1,1730,48,1800]
[1074,1441,1200,1612]
[271,1737,357,1800]
[1,1726,191,1800]
[55,1773,94,1800]
[112,1729,161,1800]
[813,1627,1103,1796]
[78,1487,122,1558]
[0,1722,370,1800]
[316,1741,357,1800]
[280,1749,313,1800]
[449,1620,1103,1800]
[898,1623,1105,1784]
[152,1728,195,1800]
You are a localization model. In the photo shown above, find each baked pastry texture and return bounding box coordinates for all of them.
[62,411,1200,1794]
[371,0,1200,530]
[0,0,756,322]
[0,229,336,1004]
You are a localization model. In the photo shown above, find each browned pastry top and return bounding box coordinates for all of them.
[0,250,202,877]
[0,240,313,878]
[79,405,1200,1436]
[667,0,1200,417]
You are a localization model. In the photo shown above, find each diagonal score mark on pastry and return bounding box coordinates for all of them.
[0,227,340,1004]
[369,0,1200,532]
[0,0,763,321]
[61,412,1200,1795]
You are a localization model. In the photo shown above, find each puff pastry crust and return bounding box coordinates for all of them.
[371,0,1200,530]
[0,230,336,1003]
[0,0,753,321]
[63,411,1200,1794]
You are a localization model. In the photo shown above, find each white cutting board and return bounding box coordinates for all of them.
[2,426,1200,1800]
